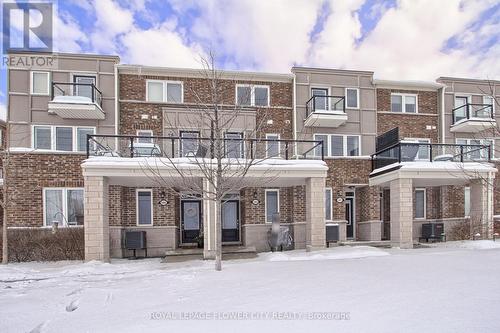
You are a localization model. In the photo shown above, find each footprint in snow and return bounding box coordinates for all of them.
[30,320,49,333]
[105,292,113,305]
[66,288,82,296]
[66,299,80,312]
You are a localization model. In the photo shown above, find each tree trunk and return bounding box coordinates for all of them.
[215,199,222,271]
[2,183,7,264]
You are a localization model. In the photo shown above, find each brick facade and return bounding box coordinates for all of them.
[377,89,439,142]
[5,153,85,227]
[119,74,294,140]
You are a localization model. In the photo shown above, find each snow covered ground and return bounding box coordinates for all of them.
[1,242,500,333]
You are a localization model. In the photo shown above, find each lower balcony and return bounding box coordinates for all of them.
[48,82,105,120]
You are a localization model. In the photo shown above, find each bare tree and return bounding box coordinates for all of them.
[90,53,319,270]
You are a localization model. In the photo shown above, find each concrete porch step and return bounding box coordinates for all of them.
[163,246,257,263]
[337,240,392,248]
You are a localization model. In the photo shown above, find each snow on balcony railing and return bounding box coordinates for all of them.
[86,134,325,161]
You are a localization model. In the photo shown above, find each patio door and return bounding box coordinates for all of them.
[181,200,201,244]
[454,96,469,122]
[345,192,355,239]
[222,200,239,242]
[73,75,96,100]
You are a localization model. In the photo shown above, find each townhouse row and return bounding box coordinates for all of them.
[2,51,499,260]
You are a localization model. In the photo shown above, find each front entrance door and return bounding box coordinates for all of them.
[181,200,201,243]
[222,200,239,242]
[345,192,355,239]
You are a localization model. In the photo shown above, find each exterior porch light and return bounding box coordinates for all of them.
[158,191,168,206]
[252,191,259,205]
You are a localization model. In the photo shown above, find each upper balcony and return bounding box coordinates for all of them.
[304,95,347,128]
[450,103,495,133]
[48,82,105,120]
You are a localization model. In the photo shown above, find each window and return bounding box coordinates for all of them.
[265,189,279,223]
[73,75,96,100]
[55,127,73,151]
[146,80,183,103]
[311,88,328,110]
[325,188,332,221]
[484,95,495,114]
[315,134,361,157]
[391,94,417,113]
[43,188,84,226]
[180,131,200,157]
[224,132,244,158]
[415,188,426,219]
[31,71,49,95]
[76,128,95,152]
[345,88,359,109]
[464,186,471,217]
[34,126,52,150]
[236,85,269,106]
[137,190,153,225]
[137,130,154,144]
[404,138,430,160]
[456,138,493,160]
[33,126,95,152]
[266,133,280,158]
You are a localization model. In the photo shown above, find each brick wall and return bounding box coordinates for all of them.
[324,158,380,221]
[109,186,178,227]
[376,89,439,141]
[119,74,293,139]
[241,186,305,225]
[5,153,85,227]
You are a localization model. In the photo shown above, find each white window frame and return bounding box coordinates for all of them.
[391,93,418,113]
[265,189,280,223]
[235,84,270,107]
[224,131,245,158]
[136,189,153,226]
[464,186,471,217]
[42,187,84,227]
[415,188,426,219]
[314,134,361,157]
[403,137,431,160]
[30,71,50,95]
[325,187,333,221]
[265,133,280,158]
[32,125,96,152]
[136,129,154,144]
[146,80,184,103]
[455,138,493,159]
[483,95,495,114]
[345,88,359,109]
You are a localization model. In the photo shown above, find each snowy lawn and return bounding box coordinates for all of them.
[1,243,500,333]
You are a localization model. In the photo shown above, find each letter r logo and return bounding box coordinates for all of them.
[2,2,53,53]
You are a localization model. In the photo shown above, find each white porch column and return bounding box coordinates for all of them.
[306,177,326,250]
[84,176,110,262]
[390,178,413,249]
[470,175,494,239]
[203,179,217,259]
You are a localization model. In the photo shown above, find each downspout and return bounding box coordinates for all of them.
[292,72,297,158]
[114,63,119,135]
[440,86,445,143]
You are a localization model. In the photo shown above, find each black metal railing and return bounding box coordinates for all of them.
[371,141,492,171]
[51,82,102,106]
[305,95,345,118]
[86,134,325,161]
[452,103,494,124]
